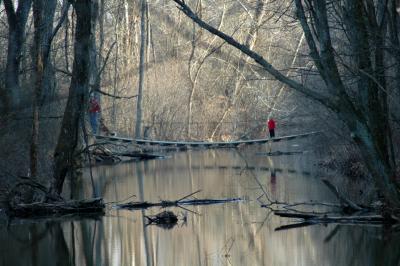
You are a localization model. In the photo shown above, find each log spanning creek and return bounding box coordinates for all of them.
[1,140,399,266]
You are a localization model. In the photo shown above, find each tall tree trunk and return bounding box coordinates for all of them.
[30,0,57,178]
[186,0,202,139]
[342,0,397,200]
[2,0,32,115]
[135,0,147,139]
[89,0,99,94]
[49,0,93,196]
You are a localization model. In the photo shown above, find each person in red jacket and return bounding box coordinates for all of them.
[267,118,276,138]
[89,95,101,134]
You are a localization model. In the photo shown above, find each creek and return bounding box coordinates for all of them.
[1,140,399,266]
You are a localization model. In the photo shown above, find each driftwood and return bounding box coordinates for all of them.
[273,180,399,230]
[255,176,397,229]
[91,144,165,163]
[6,177,105,218]
[116,190,242,209]
[9,197,105,218]
[91,145,121,163]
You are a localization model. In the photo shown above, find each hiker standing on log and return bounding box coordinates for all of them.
[89,94,101,134]
[267,118,276,138]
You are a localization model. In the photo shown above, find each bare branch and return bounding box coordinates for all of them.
[50,1,71,43]
[172,0,334,108]
[93,88,138,100]
[97,41,116,78]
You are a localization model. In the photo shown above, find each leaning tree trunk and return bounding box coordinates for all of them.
[49,0,93,196]
[2,0,32,115]
[341,0,399,206]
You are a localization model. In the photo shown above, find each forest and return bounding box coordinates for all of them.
[0,0,400,265]
[0,0,400,264]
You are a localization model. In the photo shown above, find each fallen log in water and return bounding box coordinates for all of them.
[9,197,105,218]
[116,189,242,209]
[117,197,242,209]
[90,144,166,163]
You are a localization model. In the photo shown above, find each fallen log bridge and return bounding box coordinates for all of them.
[95,131,321,148]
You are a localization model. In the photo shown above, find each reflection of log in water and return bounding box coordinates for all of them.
[137,161,152,266]
[9,198,105,217]
[256,151,305,156]
[274,211,395,231]
[145,211,179,229]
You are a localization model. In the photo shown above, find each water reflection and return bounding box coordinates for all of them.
[1,144,400,266]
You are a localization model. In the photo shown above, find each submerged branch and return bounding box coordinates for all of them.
[274,211,397,231]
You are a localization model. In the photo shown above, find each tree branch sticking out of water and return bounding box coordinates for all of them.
[234,150,399,229]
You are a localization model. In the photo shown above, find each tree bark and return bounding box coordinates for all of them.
[2,0,32,115]
[30,0,57,178]
[49,0,94,196]
[135,0,147,139]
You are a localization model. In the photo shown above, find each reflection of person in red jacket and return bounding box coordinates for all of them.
[267,118,276,138]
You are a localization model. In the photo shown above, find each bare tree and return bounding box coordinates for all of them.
[209,0,267,140]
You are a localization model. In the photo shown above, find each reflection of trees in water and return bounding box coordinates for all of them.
[62,150,400,265]
[3,222,70,266]
[137,161,152,266]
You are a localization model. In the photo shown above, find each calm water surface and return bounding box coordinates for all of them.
[1,141,399,266]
